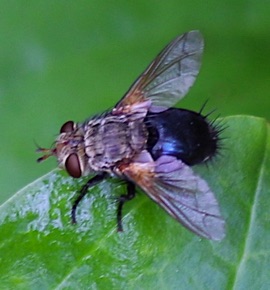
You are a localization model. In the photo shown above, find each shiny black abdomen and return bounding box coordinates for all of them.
[145,108,219,166]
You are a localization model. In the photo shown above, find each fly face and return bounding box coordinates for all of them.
[38,30,225,241]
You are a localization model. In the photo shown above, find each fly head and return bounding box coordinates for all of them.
[37,120,89,178]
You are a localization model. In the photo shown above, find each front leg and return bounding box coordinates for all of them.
[117,182,136,232]
[71,172,108,224]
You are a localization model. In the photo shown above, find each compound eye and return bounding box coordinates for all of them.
[65,153,82,178]
[60,121,74,133]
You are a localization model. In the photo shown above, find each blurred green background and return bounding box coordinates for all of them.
[1,1,270,202]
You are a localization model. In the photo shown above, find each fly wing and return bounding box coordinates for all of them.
[115,30,204,111]
[121,154,225,241]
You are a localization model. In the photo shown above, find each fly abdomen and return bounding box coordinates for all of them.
[145,108,220,166]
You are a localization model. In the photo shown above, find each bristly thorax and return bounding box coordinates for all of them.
[83,112,147,171]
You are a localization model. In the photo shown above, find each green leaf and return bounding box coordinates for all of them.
[0,115,269,289]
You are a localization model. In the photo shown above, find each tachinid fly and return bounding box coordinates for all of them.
[37,30,225,241]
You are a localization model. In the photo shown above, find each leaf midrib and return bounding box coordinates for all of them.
[232,125,268,289]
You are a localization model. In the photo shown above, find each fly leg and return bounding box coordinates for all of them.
[117,182,136,232]
[71,172,108,224]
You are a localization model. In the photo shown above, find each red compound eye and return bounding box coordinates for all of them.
[65,153,82,178]
[60,121,74,133]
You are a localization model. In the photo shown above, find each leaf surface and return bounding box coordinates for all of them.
[0,116,269,290]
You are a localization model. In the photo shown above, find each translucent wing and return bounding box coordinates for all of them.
[115,30,204,111]
[121,154,225,241]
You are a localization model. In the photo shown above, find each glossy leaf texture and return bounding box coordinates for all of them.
[0,115,269,290]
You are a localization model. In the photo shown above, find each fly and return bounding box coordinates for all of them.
[37,30,225,241]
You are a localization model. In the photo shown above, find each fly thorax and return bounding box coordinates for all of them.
[84,114,147,171]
